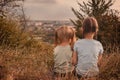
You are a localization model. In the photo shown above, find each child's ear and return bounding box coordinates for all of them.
[96,29,99,32]
[80,27,83,33]
[70,39,72,43]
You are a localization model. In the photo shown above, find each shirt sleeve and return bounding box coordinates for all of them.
[99,42,104,54]
[73,42,77,52]
[53,47,57,55]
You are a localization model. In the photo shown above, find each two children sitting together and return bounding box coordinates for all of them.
[53,17,103,80]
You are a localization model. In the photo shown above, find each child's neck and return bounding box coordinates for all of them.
[84,33,94,39]
[59,42,69,46]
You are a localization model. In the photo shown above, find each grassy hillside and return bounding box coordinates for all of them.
[0,44,120,80]
[0,18,120,80]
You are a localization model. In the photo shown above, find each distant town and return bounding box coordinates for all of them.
[26,20,74,32]
[26,20,75,43]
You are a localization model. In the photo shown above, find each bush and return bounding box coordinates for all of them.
[0,18,28,48]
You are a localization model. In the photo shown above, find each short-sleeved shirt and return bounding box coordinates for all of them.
[74,39,103,77]
[53,45,73,73]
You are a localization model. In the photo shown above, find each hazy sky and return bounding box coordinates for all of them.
[24,0,120,20]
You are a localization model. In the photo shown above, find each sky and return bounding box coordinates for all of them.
[24,0,120,20]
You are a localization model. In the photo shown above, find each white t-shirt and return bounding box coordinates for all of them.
[53,45,73,73]
[74,39,103,77]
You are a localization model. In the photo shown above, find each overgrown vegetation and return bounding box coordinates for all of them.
[0,18,28,47]
[98,53,120,80]
[0,43,54,80]
[0,46,119,80]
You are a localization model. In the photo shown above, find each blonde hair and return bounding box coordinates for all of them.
[82,17,98,37]
[54,26,76,49]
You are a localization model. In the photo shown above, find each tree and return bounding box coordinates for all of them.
[0,0,24,18]
[0,0,27,31]
[0,0,29,47]
[71,0,120,47]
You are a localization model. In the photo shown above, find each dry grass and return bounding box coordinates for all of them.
[0,43,120,80]
[98,53,120,80]
[0,42,54,80]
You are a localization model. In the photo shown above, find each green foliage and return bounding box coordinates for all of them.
[71,0,120,46]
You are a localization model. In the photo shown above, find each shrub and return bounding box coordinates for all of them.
[0,18,28,48]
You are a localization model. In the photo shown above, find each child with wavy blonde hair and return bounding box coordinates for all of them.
[53,26,76,79]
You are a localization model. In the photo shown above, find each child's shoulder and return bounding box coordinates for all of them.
[74,39,85,45]
[75,39,89,42]
[76,39,83,42]
[75,39,101,44]
[54,45,71,50]
[91,40,103,47]
[93,39,102,44]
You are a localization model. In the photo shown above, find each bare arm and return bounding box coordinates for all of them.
[98,54,102,67]
[72,51,78,66]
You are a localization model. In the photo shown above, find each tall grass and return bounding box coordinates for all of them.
[0,41,54,80]
[98,53,120,80]
[0,43,120,80]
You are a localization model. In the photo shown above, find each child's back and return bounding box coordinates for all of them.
[54,45,73,73]
[74,39,103,77]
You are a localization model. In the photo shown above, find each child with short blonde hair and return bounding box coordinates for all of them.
[53,26,76,79]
